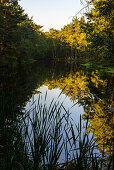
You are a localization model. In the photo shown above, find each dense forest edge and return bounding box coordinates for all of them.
[0,0,113,66]
[0,1,114,169]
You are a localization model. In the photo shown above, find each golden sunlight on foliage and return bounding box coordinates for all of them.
[85,100,113,155]
[45,70,113,155]
[91,70,107,88]
[45,70,90,102]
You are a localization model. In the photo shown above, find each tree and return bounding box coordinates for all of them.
[0,0,27,57]
[86,0,114,60]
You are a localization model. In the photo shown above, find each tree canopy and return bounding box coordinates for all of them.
[0,0,113,65]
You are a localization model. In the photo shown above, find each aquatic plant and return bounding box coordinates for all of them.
[0,93,113,169]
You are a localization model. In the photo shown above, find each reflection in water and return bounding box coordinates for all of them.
[44,69,113,156]
[0,60,113,168]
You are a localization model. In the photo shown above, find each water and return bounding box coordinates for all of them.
[0,60,113,167]
[26,85,84,123]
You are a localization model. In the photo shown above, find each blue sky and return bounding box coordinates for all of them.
[19,0,84,32]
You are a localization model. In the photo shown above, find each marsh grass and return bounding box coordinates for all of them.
[64,116,101,170]
[20,94,71,169]
[0,93,113,169]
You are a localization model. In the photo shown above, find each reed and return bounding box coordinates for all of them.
[0,93,113,169]
[19,94,70,169]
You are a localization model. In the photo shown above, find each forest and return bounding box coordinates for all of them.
[0,0,114,169]
[0,0,113,65]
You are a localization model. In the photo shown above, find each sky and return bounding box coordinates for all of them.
[19,0,84,32]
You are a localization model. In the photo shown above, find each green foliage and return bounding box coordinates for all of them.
[82,62,93,68]
[0,0,113,65]
[105,67,114,73]
[85,0,114,60]
[0,0,50,63]
[0,0,27,55]
[0,1,89,63]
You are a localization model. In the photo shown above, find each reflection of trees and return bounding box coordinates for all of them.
[0,61,78,124]
[0,61,63,169]
[0,61,113,157]
[45,70,90,102]
[45,69,113,155]
[84,100,113,156]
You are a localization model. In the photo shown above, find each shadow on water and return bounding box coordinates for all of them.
[0,60,113,169]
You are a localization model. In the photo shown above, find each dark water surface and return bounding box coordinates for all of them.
[0,60,113,167]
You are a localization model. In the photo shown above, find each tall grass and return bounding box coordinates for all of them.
[0,94,113,169]
[64,116,101,170]
[20,95,70,169]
